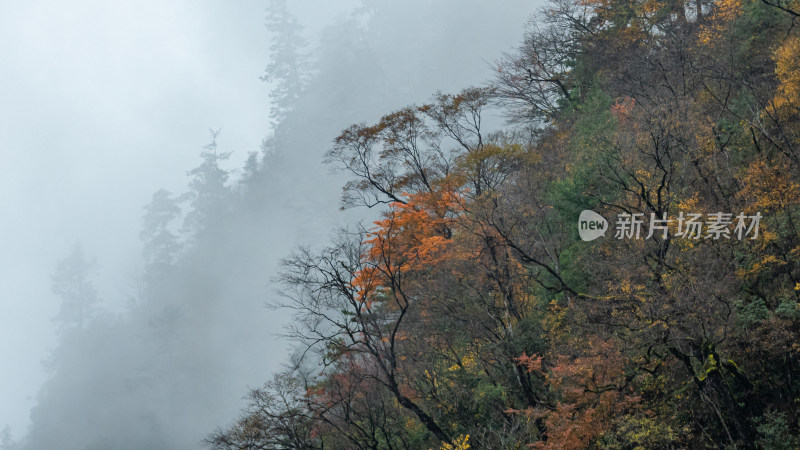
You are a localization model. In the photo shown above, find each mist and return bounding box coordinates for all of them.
[1,1,538,448]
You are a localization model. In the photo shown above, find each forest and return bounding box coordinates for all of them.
[207,0,800,448]
[8,0,800,448]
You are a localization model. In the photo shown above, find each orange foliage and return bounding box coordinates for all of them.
[610,96,636,123]
[769,35,800,119]
[698,0,742,47]
[737,157,800,212]
[351,188,463,305]
[512,339,640,449]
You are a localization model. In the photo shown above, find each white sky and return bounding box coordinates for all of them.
[0,0,356,438]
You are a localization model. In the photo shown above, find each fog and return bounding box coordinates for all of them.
[0,1,537,447]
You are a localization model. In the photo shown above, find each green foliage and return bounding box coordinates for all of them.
[775,299,800,320]
[736,297,770,328]
[597,413,686,449]
[752,411,800,450]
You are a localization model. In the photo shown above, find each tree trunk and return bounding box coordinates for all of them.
[388,380,452,445]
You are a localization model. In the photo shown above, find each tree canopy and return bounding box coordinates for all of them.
[208,0,800,448]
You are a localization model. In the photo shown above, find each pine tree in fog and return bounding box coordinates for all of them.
[263,0,308,125]
[50,244,100,332]
[182,130,232,240]
[140,189,181,276]
[1,426,19,450]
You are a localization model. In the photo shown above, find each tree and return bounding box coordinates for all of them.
[263,0,309,125]
[140,189,182,275]
[51,243,100,332]
[1,426,19,450]
[182,130,232,239]
[279,224,454,445]
[205,368,321,450]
